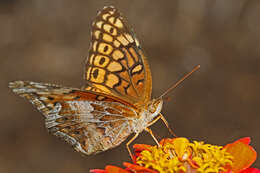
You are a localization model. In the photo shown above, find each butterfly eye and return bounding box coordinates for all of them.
[148,99,163,114]
[148,103,156,113]
[103,24,117,36]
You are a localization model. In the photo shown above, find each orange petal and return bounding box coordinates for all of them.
[133,144,152,152]
[224,141,257,173]
[240,168,260,173]
[159,138,173,145]
[133,144,153,161]
[237,137,251,145]
[105,165,130,173]
[123,162,158,173]
[90,169,106,173]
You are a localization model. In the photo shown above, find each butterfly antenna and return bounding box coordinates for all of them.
[159,65,200,99]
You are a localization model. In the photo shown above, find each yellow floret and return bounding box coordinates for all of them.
[136,138,233,173]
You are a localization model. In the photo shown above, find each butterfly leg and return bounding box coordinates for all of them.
[146,114,162,127]
[144,114,164,146]
[145,127,160,146]
[159,113,177,137]
[126,133,139,160]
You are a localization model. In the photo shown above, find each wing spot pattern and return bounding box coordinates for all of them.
[96,95,106,101]
[120,59,128,69]
[113,40,120,47]
[108,17,116,24]
[103,33,113,42]
[109,17,123,28]
[94,30,101,39]
[96,21,103,29]
[98,43,113,55]
[122,48,135,68]
[132,64,142,74]
[134,38,140,47]
[93,41,98,51]
[129,48,139,62]
[102,13,110,20]
[107,61,123,72]
[115,80,129,95]
[106,74,120,88]
[103,24,117,36]
[91,68,106,83]
[99,57,106,65]
[93,84,110,93]
[117,35,129,46]
[115,19,123,28]
[104,45,108,52]
[125,33,134,43]
[112,50,124,60]
[86,68,91,80]
[124,84,130,95]
[109,27,114,34]
[136,79,144,85]
[118,70,130,82]
[93,55,110,67]
[89,54,95,64]
[93,69,99,78]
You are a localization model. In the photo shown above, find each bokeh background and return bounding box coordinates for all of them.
[1,0,260,172]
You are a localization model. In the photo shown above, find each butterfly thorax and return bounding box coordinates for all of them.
[131,98,163,133]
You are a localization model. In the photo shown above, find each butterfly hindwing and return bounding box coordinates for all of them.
[9,81,137,155]
[84,6,152,105]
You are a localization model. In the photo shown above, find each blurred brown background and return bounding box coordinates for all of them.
[1,0,260,172]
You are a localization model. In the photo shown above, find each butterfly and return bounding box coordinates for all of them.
[9,6,176,158]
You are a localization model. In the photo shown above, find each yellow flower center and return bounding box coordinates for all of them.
[136,138,233,173]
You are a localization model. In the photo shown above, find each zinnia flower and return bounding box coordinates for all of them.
[90,137,259,173]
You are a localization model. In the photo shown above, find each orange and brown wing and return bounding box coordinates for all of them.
[84,6,152,105]
[9,81,137,155]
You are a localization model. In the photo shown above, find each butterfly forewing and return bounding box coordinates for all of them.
[84,6,152,105]
[9,81,137,154]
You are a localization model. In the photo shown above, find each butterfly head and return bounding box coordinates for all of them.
[148,98,163,117]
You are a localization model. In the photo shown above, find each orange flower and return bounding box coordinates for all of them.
[223,137,258,173]
[90,137,259,173]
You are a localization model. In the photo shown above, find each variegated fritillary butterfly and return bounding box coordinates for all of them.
[9,6,176,158]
